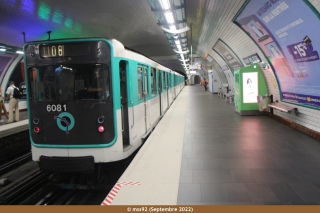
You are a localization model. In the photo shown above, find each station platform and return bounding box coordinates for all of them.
[0,111,29,138]
[106,86,320,205]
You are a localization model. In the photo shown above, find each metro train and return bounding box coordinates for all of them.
[24,38,185,175]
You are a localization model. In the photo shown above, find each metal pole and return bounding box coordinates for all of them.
[190,23,193,76]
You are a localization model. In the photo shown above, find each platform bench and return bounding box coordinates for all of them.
[269,102,299,116]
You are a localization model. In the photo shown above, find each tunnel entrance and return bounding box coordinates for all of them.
[194,75,200,84]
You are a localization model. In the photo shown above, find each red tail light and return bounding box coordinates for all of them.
[98,126,105,132]
[34,127,40,133]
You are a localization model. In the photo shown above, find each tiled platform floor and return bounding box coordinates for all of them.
[178,86,320,205]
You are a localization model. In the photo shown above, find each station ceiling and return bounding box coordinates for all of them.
[0,0,185,72]
[0,0,267,75]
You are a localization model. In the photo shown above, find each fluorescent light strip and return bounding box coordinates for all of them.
[159,0,170,10]
[16,51,24,54]
[164,12,174,24]
[0,48,6,51]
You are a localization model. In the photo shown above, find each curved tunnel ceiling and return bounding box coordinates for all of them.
[2,0,317,80]
[0,0,186,73]
[186,0,268,69]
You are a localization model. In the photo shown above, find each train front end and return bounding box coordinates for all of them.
[24,39,120,174]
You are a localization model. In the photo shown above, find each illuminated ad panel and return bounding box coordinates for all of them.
[234,0,320,108]
[213,40,243,74]
[209,57,228,86]
[243,72,258,103]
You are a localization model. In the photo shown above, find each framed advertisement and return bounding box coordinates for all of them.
[242,72,258,103]
[233,0,320,109]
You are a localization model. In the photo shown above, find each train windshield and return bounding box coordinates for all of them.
[27,64,110,102]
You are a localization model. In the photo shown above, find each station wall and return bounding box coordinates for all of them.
[202,0,320,134]
[244,0,320,134]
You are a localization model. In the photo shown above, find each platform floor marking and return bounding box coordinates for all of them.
[109,87,189,205]
[101,182,141,205]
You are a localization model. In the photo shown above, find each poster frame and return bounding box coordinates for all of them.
[212,38,244,73]
[207,54,229,87]
[232,0,320,110]
[204,56,223,86]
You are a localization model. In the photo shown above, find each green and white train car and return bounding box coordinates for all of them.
[24,38,185,174]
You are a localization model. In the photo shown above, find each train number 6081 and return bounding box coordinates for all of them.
[46,104,67,112]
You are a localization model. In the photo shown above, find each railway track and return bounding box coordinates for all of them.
[0,138,140,205]
[0,168,49,205]
[0,152,32,176]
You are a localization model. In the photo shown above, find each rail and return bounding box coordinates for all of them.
[0,152,32,175]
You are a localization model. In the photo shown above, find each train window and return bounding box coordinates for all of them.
[162,72,166,90]
[27,64,110,102]
[137,67,143,100]
[151,68,156,94]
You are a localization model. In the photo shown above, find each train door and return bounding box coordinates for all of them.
[120,61,130,148]
[158,70,162,116]
[142,67,150,132]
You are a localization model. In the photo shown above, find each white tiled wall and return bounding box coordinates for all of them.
[198,0,320,134]
[309,0,320,11]
[266,0,320,133]
[260,62,320,133]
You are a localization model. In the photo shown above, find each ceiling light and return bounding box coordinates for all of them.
[164,12,174,24]
[159,0,170,10]
[16,51,24,54]
[0,48,6,52]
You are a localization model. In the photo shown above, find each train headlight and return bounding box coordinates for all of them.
[98,126,105,132]
[33,118,40,124]
[98,117,105,123]
[34,127,40,133]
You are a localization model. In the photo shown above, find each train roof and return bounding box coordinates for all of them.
[24,38,185,77]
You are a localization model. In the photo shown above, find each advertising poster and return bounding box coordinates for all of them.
[243,53,262,65]
[222,65,234,89]
[208,56,229,86]
[243,72,258,103]
[234,0,320,107]
[213,40,243,74]
[0,54,16,83]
